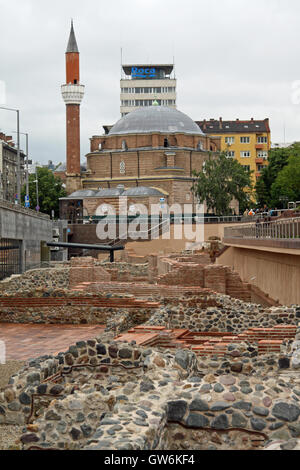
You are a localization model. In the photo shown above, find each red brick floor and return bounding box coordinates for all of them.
[0,323,105,361]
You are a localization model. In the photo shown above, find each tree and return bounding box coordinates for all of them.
[270,155,300,206]
[21,167,67,217]
[255,143,300,208]
[192,153,254,216]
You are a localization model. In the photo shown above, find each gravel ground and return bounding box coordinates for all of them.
[0,424,23,450]
[0,360,25,450]
[0,360,25,389]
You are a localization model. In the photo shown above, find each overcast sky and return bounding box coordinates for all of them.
[1,0,300,165]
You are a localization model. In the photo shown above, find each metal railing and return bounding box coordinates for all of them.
[224,217,300,240]
[66,214,245,225]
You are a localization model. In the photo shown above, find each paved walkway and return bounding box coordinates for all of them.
[0,324,105,361]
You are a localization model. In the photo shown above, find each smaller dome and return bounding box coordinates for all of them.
[123,186,166,197]
[95,187,125,197]
[68,190,97,198]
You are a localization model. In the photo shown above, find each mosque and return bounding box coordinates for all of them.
[59,23,221,221]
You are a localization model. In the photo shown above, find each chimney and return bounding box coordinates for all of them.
[219,117,223,129]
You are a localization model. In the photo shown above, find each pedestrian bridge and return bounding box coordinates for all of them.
[219,217,300,305]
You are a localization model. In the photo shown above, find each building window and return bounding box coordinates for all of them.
[243,165,251,172]
[240,137,250,143]
[257,136,268,143]
[257,164,265,172]
[164,138,170,148]
[226,151,235,158]
[257,151,268,159]
[241,151,251,158]
[121,140,127,151]
[120,160,126,174]
[225,137,235,144]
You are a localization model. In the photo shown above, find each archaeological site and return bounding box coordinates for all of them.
[1,247,300,452]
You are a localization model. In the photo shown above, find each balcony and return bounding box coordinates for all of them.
[255,144,264,150]
[255,158,264,164]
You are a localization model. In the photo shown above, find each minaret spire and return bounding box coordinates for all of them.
[66,19,79,53]
[61,21,85,194]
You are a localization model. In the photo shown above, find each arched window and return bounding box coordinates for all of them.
[98,143,102,150]
[120,160,126,174]
[197,141,203,151]
[164,138,170,148]
[122,140,128,151]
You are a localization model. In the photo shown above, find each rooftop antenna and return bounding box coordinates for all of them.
[120,47,123,79]
[172,41,176,79]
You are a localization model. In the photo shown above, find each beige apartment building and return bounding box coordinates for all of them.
[0,133,25,203]
[120,64,176,116]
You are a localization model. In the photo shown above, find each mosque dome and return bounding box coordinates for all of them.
[109,106,204,136]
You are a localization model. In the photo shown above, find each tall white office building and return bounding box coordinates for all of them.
[120,64,177,117]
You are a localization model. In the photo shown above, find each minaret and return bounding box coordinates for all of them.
[61,21,85,194]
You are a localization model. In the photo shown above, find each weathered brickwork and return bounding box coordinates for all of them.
[155,255,251,302]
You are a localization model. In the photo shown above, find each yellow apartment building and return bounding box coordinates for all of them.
[196,118,271,186]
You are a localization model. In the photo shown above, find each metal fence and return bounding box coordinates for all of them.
[0,238,22,280]
[224,217,300,240]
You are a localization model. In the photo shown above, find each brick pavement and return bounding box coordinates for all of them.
[0,323,105,361]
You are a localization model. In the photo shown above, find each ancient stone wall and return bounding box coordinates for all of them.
[0,267,70,294]
[147,295,299,335]
[0,291,156,326]
[9,339,300,451]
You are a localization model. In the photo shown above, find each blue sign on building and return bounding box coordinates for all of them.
[131,67,156,79]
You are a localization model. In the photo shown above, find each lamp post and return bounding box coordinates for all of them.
[11,131,29,207]
[0,106,20,204]
[33,165,39,212]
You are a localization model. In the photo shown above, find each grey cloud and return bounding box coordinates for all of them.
[0,0,300,164]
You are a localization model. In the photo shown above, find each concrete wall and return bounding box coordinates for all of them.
[218,246,300,305]
[0,200,52,272]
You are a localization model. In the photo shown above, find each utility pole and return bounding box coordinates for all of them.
[35,165,39,212]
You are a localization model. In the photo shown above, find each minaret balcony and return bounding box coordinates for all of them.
[61,84,85,105]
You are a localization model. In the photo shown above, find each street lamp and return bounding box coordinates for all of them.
[33,165,40,212]
[0,106,20,204]
[11,131,29,207]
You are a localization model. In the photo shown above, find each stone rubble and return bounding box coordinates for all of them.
[1,257,300,451]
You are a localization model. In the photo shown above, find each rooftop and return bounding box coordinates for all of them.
[197,118,270,134]
[109,106,205,137]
